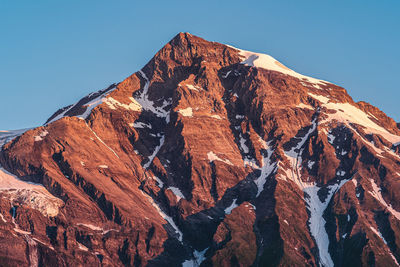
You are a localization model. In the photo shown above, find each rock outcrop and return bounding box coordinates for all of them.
[1,33,400,266]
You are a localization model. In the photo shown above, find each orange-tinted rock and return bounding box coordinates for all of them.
[0,32,399,266]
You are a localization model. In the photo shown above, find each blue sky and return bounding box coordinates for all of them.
[1,0,399,129]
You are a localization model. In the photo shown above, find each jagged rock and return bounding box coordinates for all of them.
[0,33,400,266]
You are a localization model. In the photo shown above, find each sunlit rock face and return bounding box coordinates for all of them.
[1,33,400,266]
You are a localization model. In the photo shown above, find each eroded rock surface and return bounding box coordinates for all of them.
[1,33,400,266]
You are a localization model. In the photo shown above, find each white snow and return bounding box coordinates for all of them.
[222,70,232,79]
[104,97,142,112]
[136,70,170,118]
[258,136,269,149]
[308,93,330,104]
[296,103,314,110]
[336,170,346,176]
[308,161,315,169]
[253,146,277,197]
[207,151,233,166]
[224,199,238,215]
[85,123,120,159]
[144,135,165,169]
[285,119,317,159]
[370,226,399,265]
[76,223,103,231]
[33,130,49,142]
[153,176,164,188]
[182,248,208,267]
[239,134,249,153]
[132,121,152,129]
[74,86,117,120]
[236,115,245,120]
[327,133,336,144]
[243,158,260,169]
[210,114,222,120]
[178,107,193,117]
[0,128,30,148]
[282,117,351,267]
[32,237,55,251]
[46,71,169,125]
[141,191,183,241]
[168,186,185,201]
[185,84,201,91]
[283,150,347,267]
[316,99,400,144]
[370,226,387,244]
[303,179,350,267]
[77,242,89,251]
[0,212,6,223]
[368,178,400,220]
[232,47,327,86]
[0,168,63,217]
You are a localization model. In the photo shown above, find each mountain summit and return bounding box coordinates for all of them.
[1,32,400,266]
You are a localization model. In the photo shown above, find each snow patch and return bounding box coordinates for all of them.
[222,70,232,79]
[297,103,314,110]
[303,179,350,267]
[224,199,238,215]
[144,135,165,169]
[182,248,208,267]
[320,101,400,144]
[207,151,233,166]
[308,161,315,169]
[368,178,400,220]
[168,186,185,201]
[253,146,277,197]
[236,115,245,120]
[308,93,330,104]
[77,223,103,231]
[210,114,222,120]
[104,97,142,112]
[78,242,89,251]
[185,84,202,91]
[0,168,63,217]
[136,70,171,118]
[34,130,49,142]
[0,129,30,148]
[132,121,152,129]
[234,47,328,86]
[282,117,351,267]
[153,176,164,188]
[178,107,193,117]
[369,226,399,265]
[141,191,183,241]
[85,123,120,159]
[239,134,249,154]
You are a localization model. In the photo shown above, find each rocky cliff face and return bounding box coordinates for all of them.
[1,33,400,266]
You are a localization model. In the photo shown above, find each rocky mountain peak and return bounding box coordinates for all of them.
[1,33,400,266]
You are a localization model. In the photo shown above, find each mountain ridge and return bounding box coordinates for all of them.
[0,32,400,266]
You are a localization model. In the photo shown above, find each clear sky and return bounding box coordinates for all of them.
[1,0,399,130]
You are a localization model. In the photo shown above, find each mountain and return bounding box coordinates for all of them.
[1,32,400,267]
